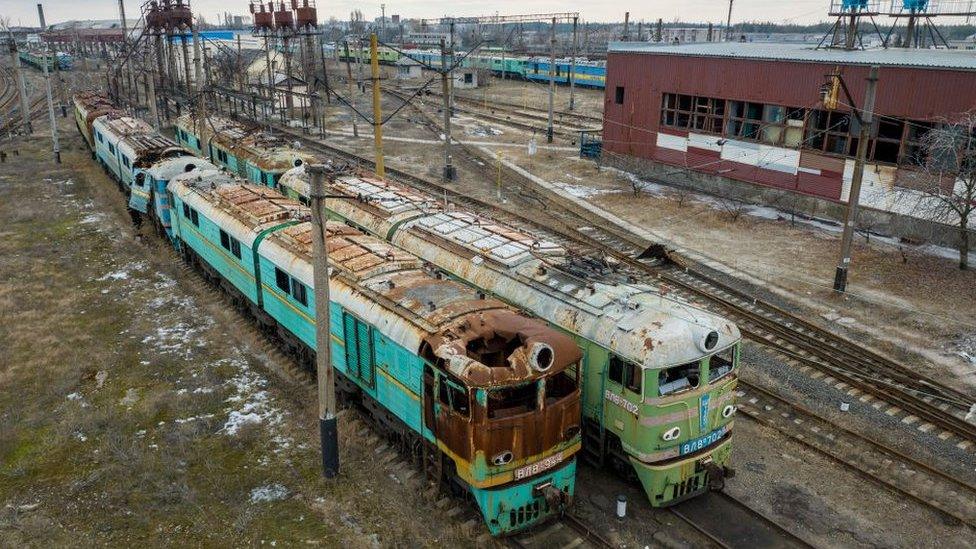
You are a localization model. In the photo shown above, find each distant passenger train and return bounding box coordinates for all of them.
[73,93,586,536]
[18,49,72,71]
[331,44,607,89]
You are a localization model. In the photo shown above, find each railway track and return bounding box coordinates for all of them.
[267,118,976,451]
[736,381,976,530]
[508,514,614,549]
[670,491,814,549]
[422,89,599,137]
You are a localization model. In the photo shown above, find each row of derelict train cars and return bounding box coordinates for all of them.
[73,90,740,536]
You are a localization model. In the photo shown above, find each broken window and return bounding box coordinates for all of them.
[465,334,521,368]
[291,278,307,306]
[274,266,291,294]
[487,383,538,419]
[544,365,579,406]
[658,361,701,396]
[708,346,736,383]
[903,121,935,166]
[872,118,905,164]
[439,376,470,417]
[608,355,641,394]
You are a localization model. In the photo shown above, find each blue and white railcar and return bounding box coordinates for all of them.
[524,58,606,89]
[92,114,186,196]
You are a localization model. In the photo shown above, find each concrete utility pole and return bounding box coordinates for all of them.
[119,0,136,106]
[546,17,556,144]
[9,43,32,134]
[343,40,358,137]
[38,4,60,163]
[192,29,204,118]
[145,39,159,130]
[265,33,275,129]
[726,0,735,41]
[307,163,339,479]
[834,65,880,293]
[569,16,578,111]
[369,33,385,178]
[439,38,455,181]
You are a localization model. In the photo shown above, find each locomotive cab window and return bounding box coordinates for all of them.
[438,376,470,417]
[608,355,641,394]
[708,345,736,383]
[487,382,538,419]
[658,360,701,396]
[545,365,579,405]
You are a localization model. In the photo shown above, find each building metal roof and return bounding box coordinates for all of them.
[607,41,976,71]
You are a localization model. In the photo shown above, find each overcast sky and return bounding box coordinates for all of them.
[4,0,841,27]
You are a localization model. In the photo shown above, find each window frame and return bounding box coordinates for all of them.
[291,277,307,306]
[614,86,625,105]
[274,266,291,294]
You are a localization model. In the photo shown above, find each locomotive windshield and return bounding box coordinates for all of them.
[657,361,701,396]
[708,345,736,383]
[487,364,579,419]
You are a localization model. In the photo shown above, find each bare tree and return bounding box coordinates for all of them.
[349,10,365,35]
[903,113,976,270]
[719,197,747,222]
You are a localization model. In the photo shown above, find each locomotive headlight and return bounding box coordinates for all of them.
[491,450,514,466]
[662,426,681,441]
[722,404,736,419]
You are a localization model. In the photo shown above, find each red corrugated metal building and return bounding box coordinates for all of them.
[602,42,976,202]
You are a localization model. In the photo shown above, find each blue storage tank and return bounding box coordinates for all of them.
[902,0,929,10]
[842,0,869,9]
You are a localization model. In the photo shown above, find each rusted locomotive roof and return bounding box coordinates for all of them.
[72,91,120,121]
[95,113,185,166]
[178,114,315,172]
[311,172,741,369]
[267,221,582,387]
[169,172,308,247]
[169,178,582,387]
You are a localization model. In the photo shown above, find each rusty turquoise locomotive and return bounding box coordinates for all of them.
[73,94,585,535]
[276,167,742,506]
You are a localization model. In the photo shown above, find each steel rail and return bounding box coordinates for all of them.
[736,380,976,529]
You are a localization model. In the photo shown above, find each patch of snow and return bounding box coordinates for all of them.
[192,386,215,394]
[553,181,615,199]
[97,261,147,282]
[119,388,140,407]
[80,213,106,225]
[219,358,290,449]
[174,413,215,425]
[250,483,290,503]
[66,392,83,401]
[74,432,88,442]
